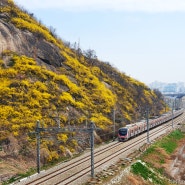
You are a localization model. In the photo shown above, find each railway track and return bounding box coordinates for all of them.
[17,112,185,185]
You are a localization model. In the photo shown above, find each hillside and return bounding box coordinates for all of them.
[0,0,167,182]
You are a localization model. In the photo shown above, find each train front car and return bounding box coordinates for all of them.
[118,127,128,141]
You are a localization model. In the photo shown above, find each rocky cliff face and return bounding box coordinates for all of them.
[0,13,64,68]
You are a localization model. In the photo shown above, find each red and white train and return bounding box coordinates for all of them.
[118,109,183,141]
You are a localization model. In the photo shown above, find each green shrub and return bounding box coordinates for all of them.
[131,161,167,185]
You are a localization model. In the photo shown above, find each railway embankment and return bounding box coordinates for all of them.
[86,127,185,185]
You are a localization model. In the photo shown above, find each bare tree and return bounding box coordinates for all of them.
[83,49,97,60]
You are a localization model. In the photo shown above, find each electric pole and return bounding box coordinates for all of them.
[113,108,115,141]
[90,121,95,178]
[146,107,150,144]
[172,101,174,128]
[36,120,41,173]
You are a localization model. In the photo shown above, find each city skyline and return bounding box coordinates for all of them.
[149,81,185,94]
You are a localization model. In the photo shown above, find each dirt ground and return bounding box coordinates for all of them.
[0,150,35,184]
[166,138,185,184]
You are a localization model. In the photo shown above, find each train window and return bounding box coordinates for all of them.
[118,129,127,135]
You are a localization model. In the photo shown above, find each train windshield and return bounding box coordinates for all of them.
[118,128,127,136]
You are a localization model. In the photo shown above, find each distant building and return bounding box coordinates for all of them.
[149,81,185,94]
[163,83,177,93]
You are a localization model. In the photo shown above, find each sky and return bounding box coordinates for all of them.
[14,0,185,85]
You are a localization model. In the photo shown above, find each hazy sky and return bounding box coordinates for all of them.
[14,0,185,85]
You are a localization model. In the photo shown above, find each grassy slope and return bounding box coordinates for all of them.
[130,129,185,185]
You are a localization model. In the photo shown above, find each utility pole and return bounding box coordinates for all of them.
[113,108,115,141]
[90,121,95,178]
[36,120,41,173]
[146,107,150,144]
[171,101,174,128]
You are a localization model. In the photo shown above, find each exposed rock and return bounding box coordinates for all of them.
[1,135,20,157]
[0,18,65,68]
[65,148,73,158]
